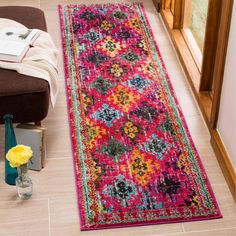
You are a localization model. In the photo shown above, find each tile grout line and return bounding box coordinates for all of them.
[48,198,52,236]
[0,218,49,226]
[183,226,236,235]
[212,183,228,186]
[45,156,72,161]
[181,223,186,233]
[157,226,236,236]
[0,197,50,203]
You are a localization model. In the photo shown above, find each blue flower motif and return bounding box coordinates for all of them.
[86,51,107,67]
[83,29,103,43]
[91,104,122,127]
[103,174,138,207]
[97,6,108,15]
[127,74,151,92]
[139,134,168,160]
[137,190,164,210]
[79,10,98,21]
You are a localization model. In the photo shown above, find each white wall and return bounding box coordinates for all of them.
[217,1,236,169]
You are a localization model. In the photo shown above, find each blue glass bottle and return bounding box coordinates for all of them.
[3,114,18,185]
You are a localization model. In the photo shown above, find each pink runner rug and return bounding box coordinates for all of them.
[59,3,222,230]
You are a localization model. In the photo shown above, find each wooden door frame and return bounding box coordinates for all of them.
[208,0,234,128]
[156,0,234,129]
[199,0,221,92]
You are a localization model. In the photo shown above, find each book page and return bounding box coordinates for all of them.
[0,39,28,56]
[0,27,39,44]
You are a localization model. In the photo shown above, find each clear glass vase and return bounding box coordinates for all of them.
[16,164,33,199]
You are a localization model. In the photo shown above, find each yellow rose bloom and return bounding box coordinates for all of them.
[6,145,33,168]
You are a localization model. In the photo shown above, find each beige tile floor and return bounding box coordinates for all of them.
[0,0,235,235]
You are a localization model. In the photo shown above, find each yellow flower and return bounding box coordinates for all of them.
[6,145,33,168]
[111,64,123,77]
[125,17,140,33]
[126,121,133,127]
[128,149,157,186]
[128,133,135,139]
[101,20,112,31]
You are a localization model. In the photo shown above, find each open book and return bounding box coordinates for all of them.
[0,27,40,62]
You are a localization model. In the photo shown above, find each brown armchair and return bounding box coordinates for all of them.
[0,6,50,124]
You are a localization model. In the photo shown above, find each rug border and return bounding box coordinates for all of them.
[58,2,222,231]
[58,4,85,230]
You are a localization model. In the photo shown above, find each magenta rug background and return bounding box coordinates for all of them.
[58,3,222,230]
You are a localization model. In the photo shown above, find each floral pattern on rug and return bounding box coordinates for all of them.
[59,3,221,230]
